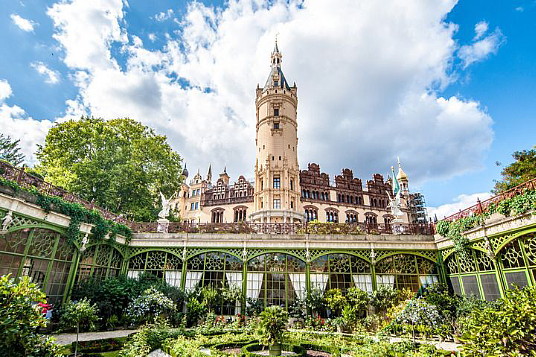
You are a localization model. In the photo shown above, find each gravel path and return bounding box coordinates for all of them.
[52,329,137,345]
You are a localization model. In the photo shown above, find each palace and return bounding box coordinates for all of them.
[173,42,427,226]
[2,42,533,312]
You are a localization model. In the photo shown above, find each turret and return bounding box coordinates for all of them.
[250,39,303,223]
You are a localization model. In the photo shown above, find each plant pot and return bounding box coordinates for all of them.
[269,343,282,356]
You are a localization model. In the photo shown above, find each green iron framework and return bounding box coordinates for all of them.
[1,206,535,308]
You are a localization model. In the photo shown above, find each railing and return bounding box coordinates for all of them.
[131,221,435,235]
[0,161,132,225]
[0,161,435,236]
[442,177,536,222]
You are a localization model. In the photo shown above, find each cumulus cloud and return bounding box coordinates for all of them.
[154,9,174,22]
[459,22,505,68]
[0,79,53,164]
[41,0,497,185]
[10,14,36,32]
[31,61,61,84]
[427,192,492,220]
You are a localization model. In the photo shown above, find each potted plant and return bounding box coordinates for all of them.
[257,305,289,356]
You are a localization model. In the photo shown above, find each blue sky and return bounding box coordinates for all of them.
[0,0,534,217]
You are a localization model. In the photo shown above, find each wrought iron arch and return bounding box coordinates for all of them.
[246,249,306,263]
[312,251,372,264]
[375,251,439,264]
[185,248,243,261]
[493,227,536,255]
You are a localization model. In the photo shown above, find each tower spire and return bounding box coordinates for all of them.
[271,36,282,68]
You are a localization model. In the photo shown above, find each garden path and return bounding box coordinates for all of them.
[52,329,137,345]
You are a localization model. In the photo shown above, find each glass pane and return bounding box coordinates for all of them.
[461,275,481,299]
[505,271,529,289]
[480,274,501,301]
[449,276,461,295]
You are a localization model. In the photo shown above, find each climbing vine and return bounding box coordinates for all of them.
[437,189,536,253]
[0,177,132,245]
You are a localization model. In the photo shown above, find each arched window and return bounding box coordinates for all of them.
[247,253,306,308]
[187,252,243,314]
[310,253,371,295]
[211,208,225,223]
[127,251,182,287]
[234,206,247,222]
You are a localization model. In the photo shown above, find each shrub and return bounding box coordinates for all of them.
[324,288,346,316]
[0,275,62,357]
[394,298,442,337]
[72,273,186,325]
[127,287,177,324]
[461,285,536,356]
[256,306,289,347]
[369,285,398,314]
[185,297,207,327]
[343,287,369,326]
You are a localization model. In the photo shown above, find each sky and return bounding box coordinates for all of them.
[0,0,535,219]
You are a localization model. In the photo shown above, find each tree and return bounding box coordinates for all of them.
[0,133,25,166]
[36,117,183,221]
[60,298,99,357]
[493,146,536,193]
[0,275,62,357]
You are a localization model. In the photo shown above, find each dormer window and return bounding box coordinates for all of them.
[274,108,279,116]
[273,81,278,87]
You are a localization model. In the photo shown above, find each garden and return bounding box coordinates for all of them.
[2,270,536,357]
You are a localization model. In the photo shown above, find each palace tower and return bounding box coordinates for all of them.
[250,41,304,223]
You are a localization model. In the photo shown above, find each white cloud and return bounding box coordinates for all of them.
[10,14,36,32]
[474,21,488,40]
[31,61,61,84]
[154,9,174,22]
[0,80,13,100]
[41,0,497,188]
[148,33,156,42]
[46,0,127,71]
[0,79,53,164]
[515,6,524,12]
[428,192,492,220]
[459,24,505,68]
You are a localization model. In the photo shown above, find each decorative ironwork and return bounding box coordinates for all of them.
[130,221,435,235]
[442,177,536,222]
[29,229,58,258]
[458,251,476,273]
[524,234,536,266]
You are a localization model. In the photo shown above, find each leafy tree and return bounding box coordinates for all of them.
[36,117,183,221]
[60,298,99,356]
[493,146,536,193]
[0,133,25,166]
[0,275,62,357]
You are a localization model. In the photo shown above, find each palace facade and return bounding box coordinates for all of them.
[173,42,426,226]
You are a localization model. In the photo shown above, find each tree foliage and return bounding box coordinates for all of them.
[494,146,536,193]
[0,133,25,166]
[36,117,183,221]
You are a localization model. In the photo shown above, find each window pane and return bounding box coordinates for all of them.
[505,271,529,289]
[480,274,501,301]
[462,275,481,299]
